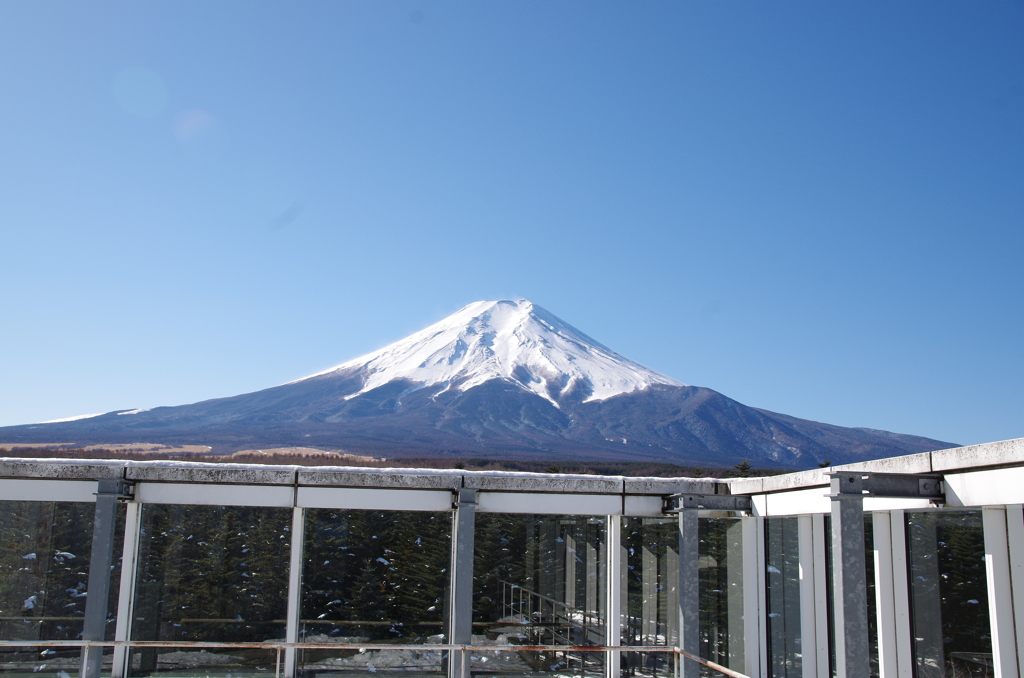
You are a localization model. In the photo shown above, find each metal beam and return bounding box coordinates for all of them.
[665,493,752,513]
[826,472,944,501]
[80,479,134,678]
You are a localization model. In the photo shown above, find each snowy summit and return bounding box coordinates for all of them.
[298,299,685,405]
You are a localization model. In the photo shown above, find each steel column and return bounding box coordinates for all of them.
[449,489,477,678]
[80,479,134,678]
[829,474,869,678]
[678,511,699,678]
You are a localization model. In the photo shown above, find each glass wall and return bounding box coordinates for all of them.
[0,500,123,678]
[297,509,452,677]
[766,517,801,678]
[129,504,292,678]
[473,514,606,677]
[699,518,745,676]
[906,511,992,678]
[623,517,677,678]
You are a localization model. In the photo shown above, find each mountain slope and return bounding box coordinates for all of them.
[0,300,957,468]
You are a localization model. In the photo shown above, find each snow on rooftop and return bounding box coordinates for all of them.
[295,299,684,405]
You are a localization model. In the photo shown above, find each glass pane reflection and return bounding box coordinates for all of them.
[906,511,991,678]
[297,509,451,677]
[0,501,122,678]
[129,504,291,677]
[474,514,606,676]
[766,517,801,678]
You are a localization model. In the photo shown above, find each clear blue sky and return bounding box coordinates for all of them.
[2,2,1022,447]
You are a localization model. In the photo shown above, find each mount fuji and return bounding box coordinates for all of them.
[0,300,956,468]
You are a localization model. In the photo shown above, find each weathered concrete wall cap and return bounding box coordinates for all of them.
[624,477,717,496]
[932,437,1024,472]
[467,473,623,494]
[125,460,297,485]
[299,469,463,490]
[0,458,127,480]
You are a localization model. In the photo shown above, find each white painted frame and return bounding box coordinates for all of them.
[111,501,141,678]
[477,491,621,515]
[811,513,830,678]
[983,507,1020,678]
[297,486,452,511]
[1006,505,1024,678]
[606,514,622,678]
[0,478,98,502]
[798,516,819,678]
[135,482,294,507]
[284,506,305,678]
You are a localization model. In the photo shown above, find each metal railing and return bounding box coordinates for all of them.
[0,640,751,678]
[499,580,604,646]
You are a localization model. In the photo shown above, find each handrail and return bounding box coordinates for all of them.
[0,640,752,678]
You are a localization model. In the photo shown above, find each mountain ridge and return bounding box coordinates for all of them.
[0,300,958,469]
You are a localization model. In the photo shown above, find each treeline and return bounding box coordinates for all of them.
[0,446,784,477]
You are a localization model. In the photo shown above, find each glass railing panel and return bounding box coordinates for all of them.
[296,509,451,677]
[766,516,801,678]
[698,517,745,676]
[0,500,123,677]
[619,650,678,678]
[906,511,991,678]
[473,514,606,676]
[128,503,291,678]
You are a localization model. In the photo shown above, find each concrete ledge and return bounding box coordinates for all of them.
[126,461,297,485]
[932,438,1024,472]
[466,472,623,494]
[299,468,463,490]
[726,477,765,495]
[729,469,829,495]
[833,452,934,475]
[624,477,717,495]
[0,458,127,480]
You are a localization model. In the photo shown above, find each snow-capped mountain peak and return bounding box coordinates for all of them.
[298,299,685,405]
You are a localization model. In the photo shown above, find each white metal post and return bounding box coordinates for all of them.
[983,507,1020,678]
[888,510,913,678]
[284,506,305,678]
[1006,505,1024,678]
[872,512,898,678]
[798,516,818,678]
[811,514,829,678]
[81,480,132,678]
[606,514,622,678]
[111,501,141,678]
[742,516,765,678]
